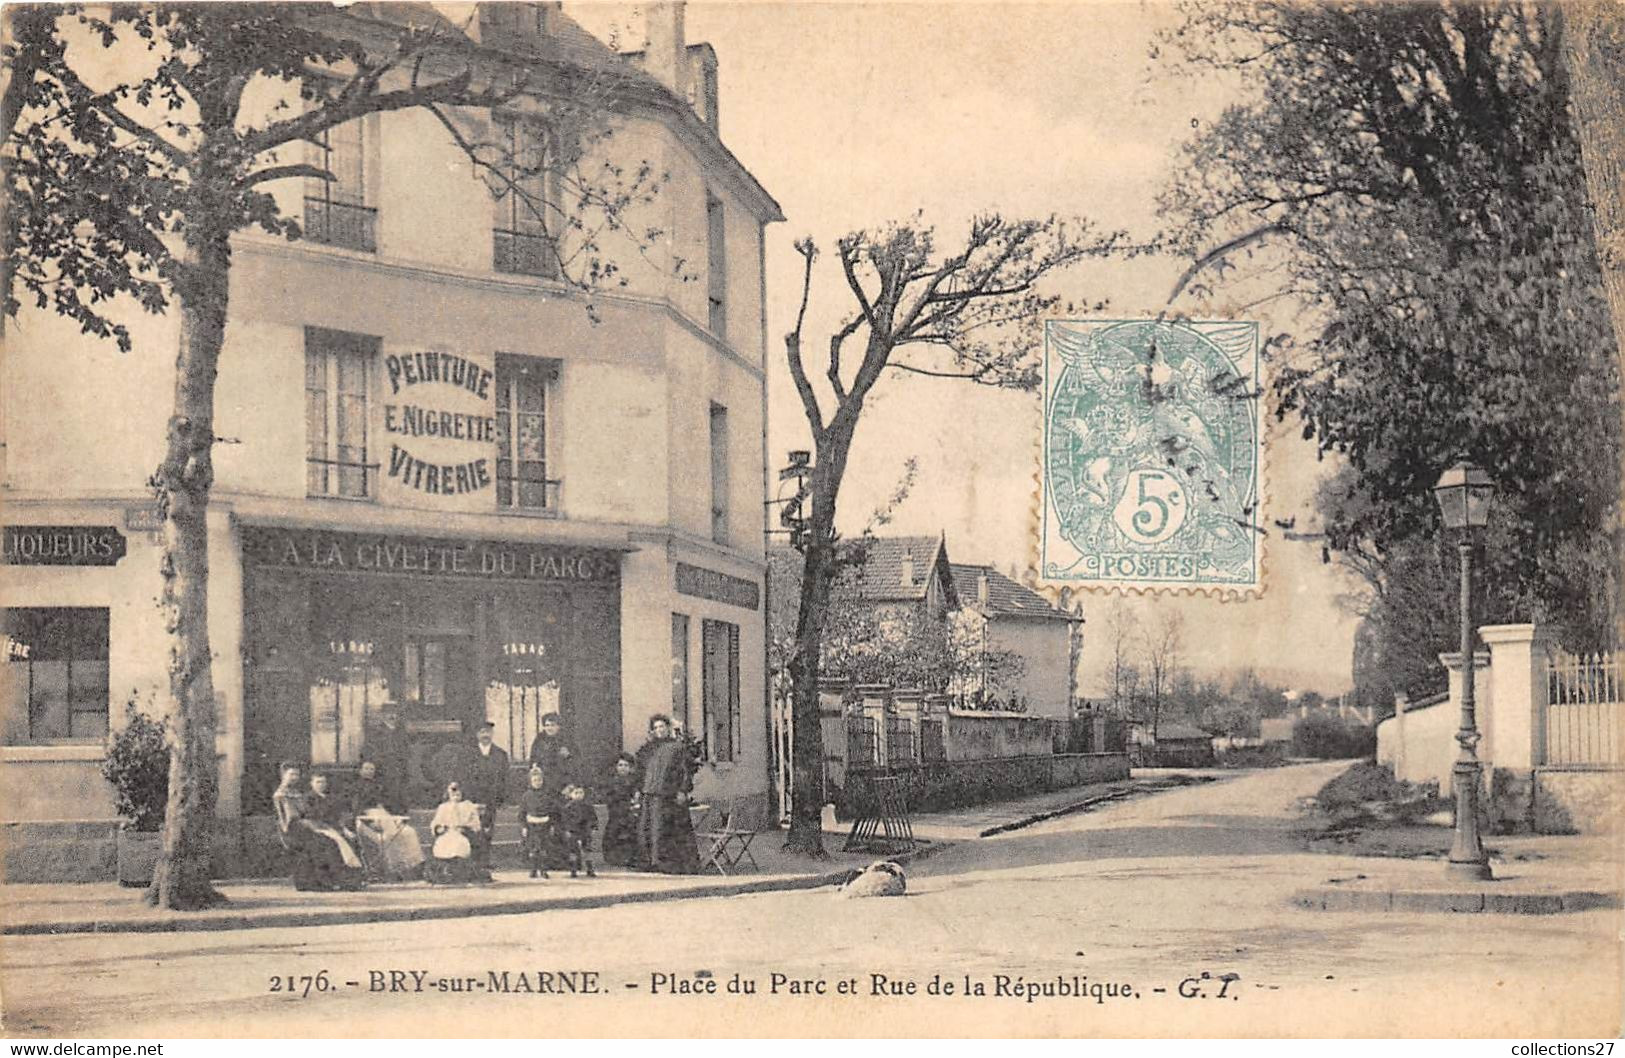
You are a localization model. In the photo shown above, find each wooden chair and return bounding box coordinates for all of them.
[696,800,760,875]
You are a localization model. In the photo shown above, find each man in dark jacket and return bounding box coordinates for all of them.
[457,721,510,871]
[526,712,574,795]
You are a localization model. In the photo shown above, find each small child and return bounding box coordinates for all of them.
[556,782,598,878]
[602,752,641,869]
[518,766,556,879]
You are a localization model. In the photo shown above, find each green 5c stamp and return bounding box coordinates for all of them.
[1039,318,1262,594]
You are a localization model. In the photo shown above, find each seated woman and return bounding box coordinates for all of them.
[349,759,425,882]
[272,764,366,891]
[426,781,490,884]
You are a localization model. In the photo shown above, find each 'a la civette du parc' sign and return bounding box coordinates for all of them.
[3,525,127,566]
[243,527,619,585]
[381,351,497,497]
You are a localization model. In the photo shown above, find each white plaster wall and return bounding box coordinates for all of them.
[988,618,1074,718]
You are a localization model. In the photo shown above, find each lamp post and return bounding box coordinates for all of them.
[1432,459,1496,880]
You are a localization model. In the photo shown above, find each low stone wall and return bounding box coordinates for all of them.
[1,819,119,883]
[840,752,1129,816]
[1534,767,1623,834]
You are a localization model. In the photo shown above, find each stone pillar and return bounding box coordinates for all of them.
[1387,693,1408,780]
[1478,624,1552,770]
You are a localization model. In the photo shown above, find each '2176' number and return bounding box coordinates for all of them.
[268,972,333,997]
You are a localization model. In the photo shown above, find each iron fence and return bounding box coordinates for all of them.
[1546,649,1621,766]
[887,717,919,767]
[846,716,880,769]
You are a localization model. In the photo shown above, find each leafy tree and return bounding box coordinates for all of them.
[1159,2,1621,658]
[781,216,1117,855]
[4,4,661,907]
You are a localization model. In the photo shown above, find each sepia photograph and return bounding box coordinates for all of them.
[0,0,1621,1041]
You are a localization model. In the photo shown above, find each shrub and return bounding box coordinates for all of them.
[101,699,170,832]
[1292,712,1376,759]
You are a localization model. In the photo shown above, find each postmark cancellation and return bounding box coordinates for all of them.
[1036,318,1264,596]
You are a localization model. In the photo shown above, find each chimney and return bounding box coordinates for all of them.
[899,549,914,588]
[977,572,990,606]
[687,43,719,129]
[643,2,688,99]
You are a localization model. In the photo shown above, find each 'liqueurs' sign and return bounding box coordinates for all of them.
[381,350,496,499]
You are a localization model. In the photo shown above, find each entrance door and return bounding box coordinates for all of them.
[401,634,476,803]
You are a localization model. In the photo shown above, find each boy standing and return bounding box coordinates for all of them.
[518,765,556,879]
[556,783,598,878]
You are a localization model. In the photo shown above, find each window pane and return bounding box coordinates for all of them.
[517,480,548,509]
[29,659,69,740]
[329,121,365,205]
[671,614,690,733]
[517,413,545,460]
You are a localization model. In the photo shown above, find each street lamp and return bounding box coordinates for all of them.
[1431,459,1495,880]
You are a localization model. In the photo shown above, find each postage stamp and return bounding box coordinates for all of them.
[1037,318,1263,595]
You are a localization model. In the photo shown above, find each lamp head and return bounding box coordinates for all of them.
[1433,459,1494,532]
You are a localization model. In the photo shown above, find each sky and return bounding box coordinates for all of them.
[569,1,1364,695]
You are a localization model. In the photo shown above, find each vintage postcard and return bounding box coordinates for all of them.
[1,0,1622,1043]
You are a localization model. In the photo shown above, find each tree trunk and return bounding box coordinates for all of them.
[782,433,855,859]
[1561,0,1625,642]
[146,211,231,911]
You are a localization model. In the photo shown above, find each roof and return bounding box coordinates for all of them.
[844,535,959,605]
[949,564,1076,622]
[341,4,782,223]
[1154,722,1214,742]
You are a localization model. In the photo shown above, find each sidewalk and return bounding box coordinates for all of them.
[1293,831,1624,914]
[1,773,1175,936]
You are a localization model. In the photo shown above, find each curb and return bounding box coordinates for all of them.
[1291,886,1622,915]
[977,775,1222,838]
[3,841,951,937]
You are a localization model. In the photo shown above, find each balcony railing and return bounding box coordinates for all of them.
[306,457,378,500]
[496,475,563,517]
[493,229,560,278]
[304,198,377,253]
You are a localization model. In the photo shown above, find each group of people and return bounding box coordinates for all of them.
[270,711,702,890]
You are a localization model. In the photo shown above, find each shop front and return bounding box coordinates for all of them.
[240,526,623,812]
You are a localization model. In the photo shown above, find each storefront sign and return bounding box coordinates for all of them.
[2,525,127,566]
[242,527,619,584]
[675,562,759,611]
[382,350,497,497]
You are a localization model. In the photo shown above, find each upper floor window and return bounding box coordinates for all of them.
[709,402,729,544]
[706,191,727,336]
[495,354,559,512]
[492,116,559,279]
[305,119,375,252]
[306,327,378,500]
[3,607,109,744]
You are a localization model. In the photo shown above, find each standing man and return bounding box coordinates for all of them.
[459,721,510,872]
[367,705,410,807]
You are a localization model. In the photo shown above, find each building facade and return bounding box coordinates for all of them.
[0,2,782,877]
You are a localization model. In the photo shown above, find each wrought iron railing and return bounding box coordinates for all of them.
[304,198,377,252]
[493,229,560,278]
[886,717,918,766]
[846,716,880,770]
[306,457,378,500]
[496,476,563,516]
[1545,649,1621,766]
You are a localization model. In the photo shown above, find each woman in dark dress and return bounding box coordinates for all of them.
[633,715,700,874]
[273,765,365,891]
[602,752,642,869]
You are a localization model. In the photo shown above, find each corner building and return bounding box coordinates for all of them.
[0,2,782,878]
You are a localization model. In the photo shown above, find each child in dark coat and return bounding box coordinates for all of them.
[518,766,557,879]
[602,753,642,869]
[556,783,598,878]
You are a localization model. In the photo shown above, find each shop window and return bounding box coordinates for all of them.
[3,608,109,744]
[670,613,690,733]
[706,191,726,337]
[495,354,559,512]
[309,638,387,767]
[305,327,378,500]
[700,618,739,763]
[709,402,729,544]
[491,115,560,279]
[304,118,375,251]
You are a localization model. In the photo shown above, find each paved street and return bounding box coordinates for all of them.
[3,762,1619,1038]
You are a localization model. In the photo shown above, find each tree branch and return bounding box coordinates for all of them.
[785,238,825,435]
